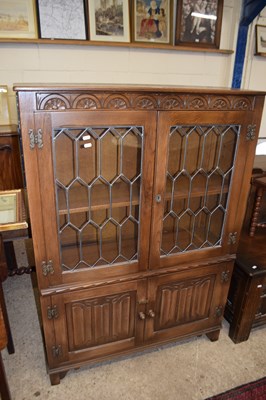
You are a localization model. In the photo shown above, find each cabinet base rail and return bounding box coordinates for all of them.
[48,325,221,385]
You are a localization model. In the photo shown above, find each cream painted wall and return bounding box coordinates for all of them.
[0,0,240,125]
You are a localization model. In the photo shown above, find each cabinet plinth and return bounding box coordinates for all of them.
[15,84,265,384]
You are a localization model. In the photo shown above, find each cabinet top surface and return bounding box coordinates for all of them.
[13,83,266,96]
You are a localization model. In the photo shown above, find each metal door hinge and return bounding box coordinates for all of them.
[42,260,54,276]
[29,128,43,149]
[228,232,237,245]
[221,270,230,283]
[47,305,59,320]
[52,345,62,358]
[246,125,256,141]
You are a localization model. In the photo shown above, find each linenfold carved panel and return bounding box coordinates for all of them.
[36,92,256,112]
[154,276,215,331]
[66,292,136,351]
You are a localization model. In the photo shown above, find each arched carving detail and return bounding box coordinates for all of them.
[73,94,101,110]
[232,97,251,110]
[210,97,231,110]
[161,96,184,110]
[40,94,70,110]
[104,94,130,109]
[134,95,157,109]
[187,96,208,110]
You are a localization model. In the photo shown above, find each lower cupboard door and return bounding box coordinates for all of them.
[145,262,233,343]
[44,280,146,368]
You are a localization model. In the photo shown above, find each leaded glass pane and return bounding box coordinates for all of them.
[53,126,143,271]
[161,125,240,256]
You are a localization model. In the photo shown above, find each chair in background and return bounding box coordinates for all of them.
[249,174,266,237]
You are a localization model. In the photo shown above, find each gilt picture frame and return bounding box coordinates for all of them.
[0,0,38,39]
[175,0,223,49]
[133,0,172,44]
[88,0,130,42]
[0,86,10,126]
[255,25,266,55]
[0,190,28,231]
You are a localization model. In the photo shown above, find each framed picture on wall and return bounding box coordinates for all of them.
[37,0,87,40]
[0,0,38,39]
[132,0,172,44]
[88,0,130,42]
[0,86,10,126]
[255,25,266,55]
[0,190,28,230]
[175,0,224,49]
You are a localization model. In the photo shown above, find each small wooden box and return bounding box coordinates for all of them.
[225,230,266,343]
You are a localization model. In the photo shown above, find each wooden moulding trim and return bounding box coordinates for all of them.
[40,254,235,297]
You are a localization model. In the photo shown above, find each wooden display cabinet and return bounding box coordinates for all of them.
[15,84,265,384]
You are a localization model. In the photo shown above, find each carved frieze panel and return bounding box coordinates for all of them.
[36,91,256,112]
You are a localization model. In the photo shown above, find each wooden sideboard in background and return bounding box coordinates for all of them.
[0,125,24,191]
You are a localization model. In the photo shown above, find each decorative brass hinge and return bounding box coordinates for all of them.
[228,232,237,245]
[47,305,59,320]
[221,270,230,283]
[42,260,54,276]
[52,345,62,358]
[29,128,43,149]
[246,124,256,141]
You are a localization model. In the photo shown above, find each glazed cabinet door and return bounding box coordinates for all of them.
[32,111,156,288]
[144,261,233,343]
[150,110,256,269]
[42,280,147,369]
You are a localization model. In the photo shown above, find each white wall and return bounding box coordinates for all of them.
[1,0,266,138]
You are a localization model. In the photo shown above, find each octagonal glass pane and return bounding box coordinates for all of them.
[122,128,142,181]
[54,129,75,186]
[121,219,138,260]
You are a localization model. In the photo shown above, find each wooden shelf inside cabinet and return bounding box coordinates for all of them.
[58,182,140,215]
[0,38,234,54]
[165,174,229,202]
[255,52,266,57]
[58,175,229,216]
[61,236,137,269]
[161,228,219,253]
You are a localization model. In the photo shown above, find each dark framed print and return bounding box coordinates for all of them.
[255,25,266,55]
[175,0,224,48]
[88,0,130,42]
[37,0,87,40]
[133,0,172,44]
